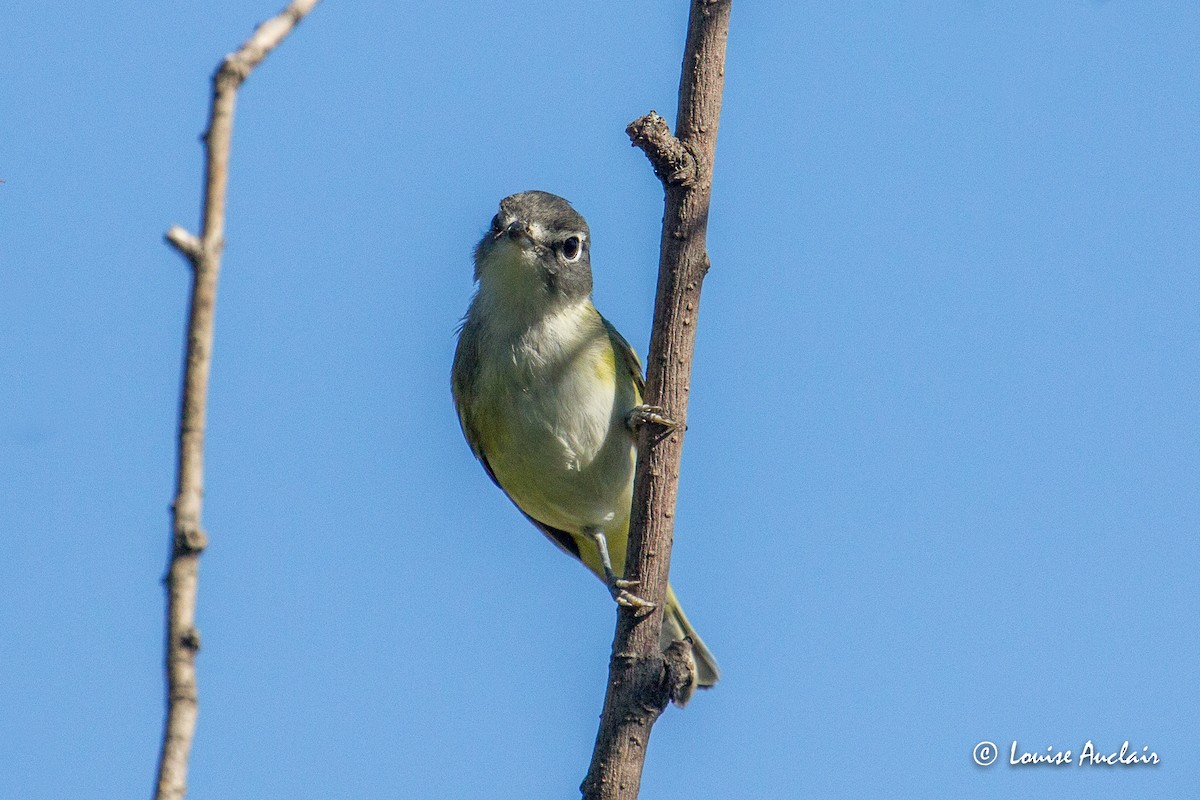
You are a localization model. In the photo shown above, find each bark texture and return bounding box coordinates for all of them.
[581,2,732,798]
[155,3,321,799]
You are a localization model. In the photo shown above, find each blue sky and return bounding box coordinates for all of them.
[2,1,1197,798]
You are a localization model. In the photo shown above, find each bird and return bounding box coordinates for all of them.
[451,191,720,694]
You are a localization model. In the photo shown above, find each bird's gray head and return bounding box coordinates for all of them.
[473,191,593,304]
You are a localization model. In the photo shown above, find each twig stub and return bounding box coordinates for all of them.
[626,112,699,187]
[662,638,699,708]
[165,226,203,263]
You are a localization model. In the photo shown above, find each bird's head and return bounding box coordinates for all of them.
[473,191,593,308]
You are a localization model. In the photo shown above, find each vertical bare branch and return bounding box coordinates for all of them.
[581,1,732,798]
[155,3,321,799]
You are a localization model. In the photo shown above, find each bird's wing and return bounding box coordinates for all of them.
[600,315,645,402]
[450,314,494,474]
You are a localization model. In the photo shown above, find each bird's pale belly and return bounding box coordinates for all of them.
[480,371,636,534]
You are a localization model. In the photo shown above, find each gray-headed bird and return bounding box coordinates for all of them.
[452,191,719,693]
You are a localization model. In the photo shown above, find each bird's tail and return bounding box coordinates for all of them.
[661,584,720,690]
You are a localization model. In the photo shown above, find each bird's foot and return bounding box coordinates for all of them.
[627,404,684,434]
[608,577,656,610]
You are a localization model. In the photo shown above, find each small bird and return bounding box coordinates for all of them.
[452,191,719,692]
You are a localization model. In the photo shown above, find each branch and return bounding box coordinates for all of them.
[154,3,321,800]
[582,1,731,799]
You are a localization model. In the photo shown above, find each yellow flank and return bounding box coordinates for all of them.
[594,341,617,385]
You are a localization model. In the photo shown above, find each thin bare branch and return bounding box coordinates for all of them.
[581,1,732,798]
[155,3,321,800]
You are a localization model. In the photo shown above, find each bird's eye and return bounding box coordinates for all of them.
[561,236,582,261]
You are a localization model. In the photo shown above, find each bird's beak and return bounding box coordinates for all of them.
[505,219,534,246]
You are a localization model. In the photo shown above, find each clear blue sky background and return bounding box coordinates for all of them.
[2,2,1197,798]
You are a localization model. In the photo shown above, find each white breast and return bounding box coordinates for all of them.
[472,296,635,531]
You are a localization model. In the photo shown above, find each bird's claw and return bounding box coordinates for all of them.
[615,590,656,610]
[627,404,684,433]
[609,578,656,610]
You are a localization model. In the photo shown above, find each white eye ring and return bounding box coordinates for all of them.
[561,236,582,261]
